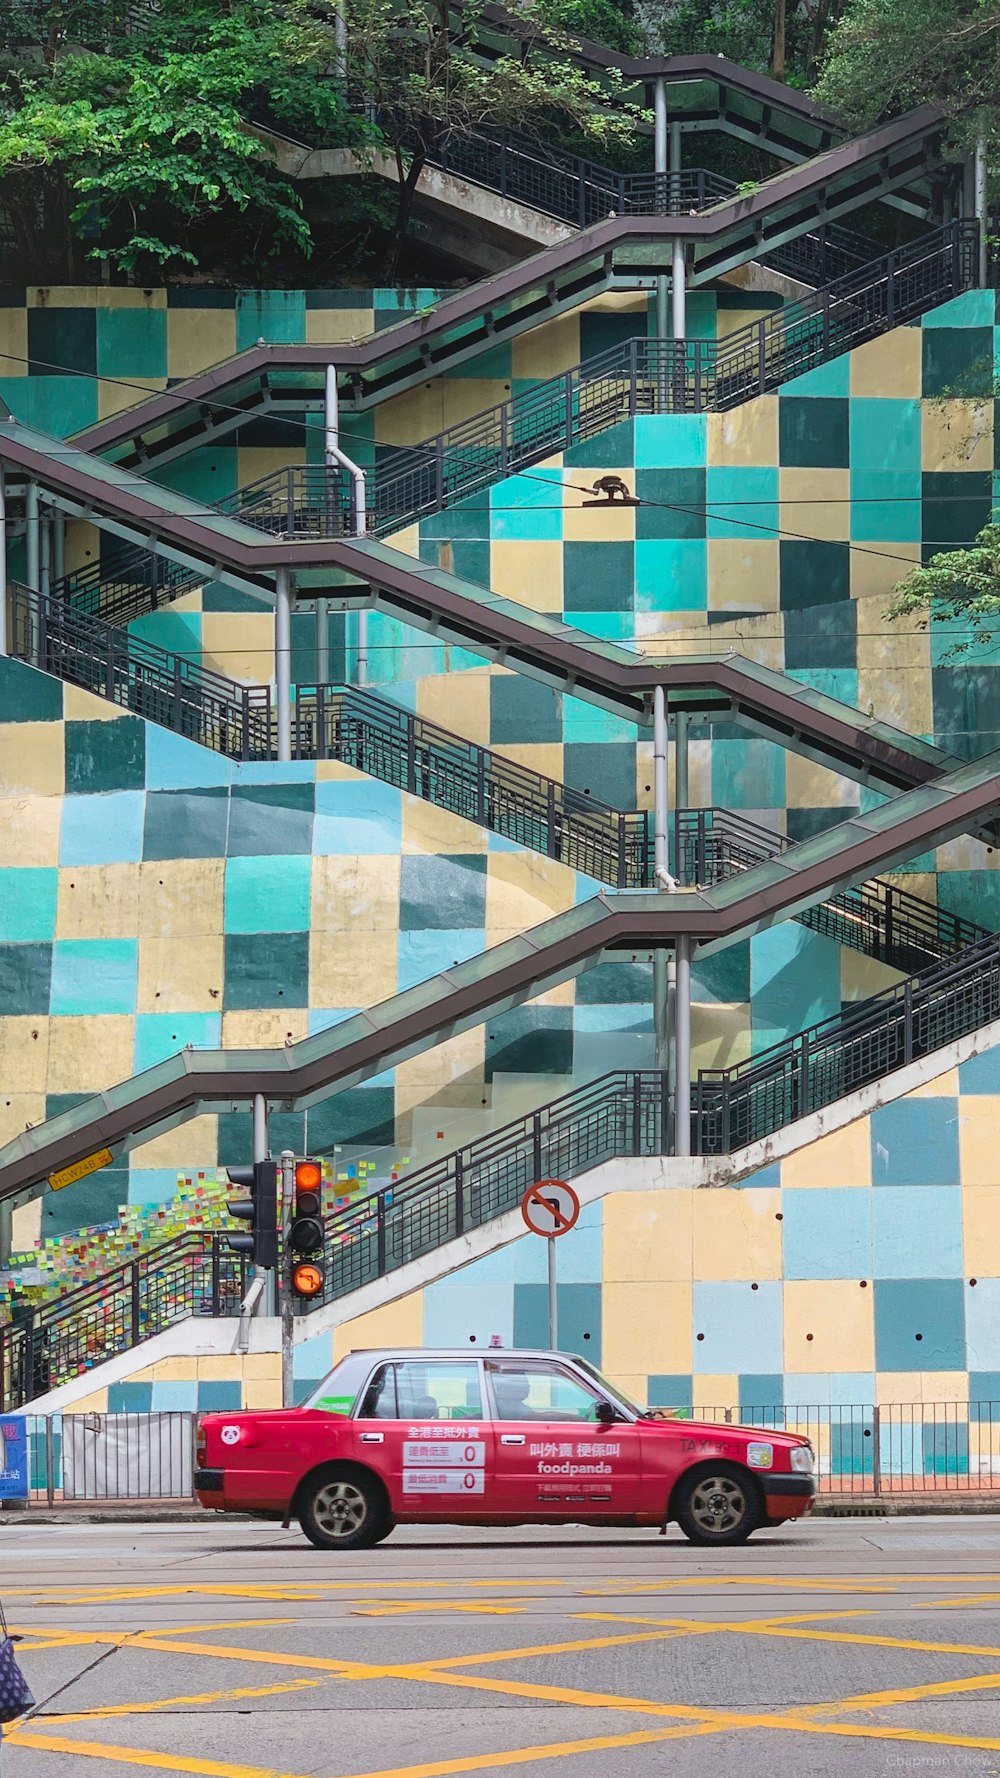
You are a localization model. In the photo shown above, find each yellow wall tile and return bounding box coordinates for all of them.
[308,929,397,1009]
[222,1010,309,1048]
[915,1371,972,1405]
[441,379,511,430]
[47,1016,133,1092]
[692,1003,752,1073]
[707,540,779,613]
[10,1194,42,1249]
[333,1292,423,1361]
[138,860,225,940]
[907,1068,959,1099]
[784,755,859,811]
[0,1017,50,1095]
[401,795,486,856]
[415,668,491,748]
[784,1280,874,1372]
[778,468,850,542]
[603,1189,694,1283]
[485,852,576,934]
[56,863,141,940]
[603,1281,693,1376]
[393,1027,486,1117]
[129,1114,218,1170]
[199,612,273,683]
[491,742,564,783]
[99,377,164,421]
[780,1117,871,1188]
[305,308,373,344]
[850,329,922,399]
[61,1389,109,1413]
[243,1380,282,1409]
[692,1188,782,1281]
[0,722,64,796]
[875,1371,926,1406]
[243,1352,282,1380]
[312,854,401,931]
[491,539,565,612]
[708,398,778,467]
[512,312,580,380]
[196,1355,246,1381]
[61,684,122,722]
[0,795,62,866]
[0,304,28,375]
[962,1185,1000,1275]
[692,1374,738,1409]
[0,1092,47,1149]
[850,541,921,605]
[922,400,994,473]
[140,1356,198,1382]
[958,1098,999,1187]
[137,934,225,1013]
[840,950,904,1004]
[168,309,237,380]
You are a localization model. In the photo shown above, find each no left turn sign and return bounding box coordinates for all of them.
[520,1179,580,1239]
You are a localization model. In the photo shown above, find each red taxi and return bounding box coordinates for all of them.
[195,1348,815,1549]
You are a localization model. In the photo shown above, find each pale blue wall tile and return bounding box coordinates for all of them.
[60,792,145,864]
[50,938,138,1015]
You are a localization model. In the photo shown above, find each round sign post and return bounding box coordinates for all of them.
[520,1180,581,1350]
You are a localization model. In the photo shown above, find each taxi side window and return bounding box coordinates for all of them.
[394,1360,483,1422]
[487,1361,604,1422]
[358,1364,399,1419]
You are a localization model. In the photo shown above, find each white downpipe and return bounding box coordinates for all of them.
[975,135,989,288]
[275,567,292,763]
[674,936,692,1157]
[325,364,368,685]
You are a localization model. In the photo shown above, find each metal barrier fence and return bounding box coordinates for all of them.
[690,1403,1000,1496]
[9,1412,197,1504]
[4,1405,999,1503]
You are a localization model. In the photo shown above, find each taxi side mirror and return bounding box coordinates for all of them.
[594,1399,617,1425]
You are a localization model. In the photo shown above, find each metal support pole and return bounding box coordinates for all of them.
[547,1235,558,1350]
[670,118,681,209]
[0,472,7,658]
[40,511,50,599]
[674,935,692,1157]
[672,237,686,340]
[280,1150,295,1408]
[275,567,292,763]
[315,602,330,686]
[0,1197,11,1268]
[53,510,65,586]
[25,480,39,591]
[325,362,368,685]
[653,684,676,1100]
[975,135,989,287]
[654,78,667,187]
[654,77,669,407]
[674,710,690,822]
[252,1093,275,1316]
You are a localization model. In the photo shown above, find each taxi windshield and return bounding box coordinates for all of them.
[570,1358,643,1418]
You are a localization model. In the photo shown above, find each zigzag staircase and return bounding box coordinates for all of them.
[52,220,977,613]
[11,582,985,979]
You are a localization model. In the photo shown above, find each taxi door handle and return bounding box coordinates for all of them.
[360,1433,384,1443]
[501,1434,525,1446]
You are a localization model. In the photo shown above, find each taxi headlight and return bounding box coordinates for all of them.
[790,1445,814,1474]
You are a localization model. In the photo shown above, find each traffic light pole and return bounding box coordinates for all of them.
[280,1151,295,1408]
[252,1093,276,1315]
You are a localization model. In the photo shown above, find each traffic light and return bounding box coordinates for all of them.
[288,1157,325,1297]
[225,1160,278,1270]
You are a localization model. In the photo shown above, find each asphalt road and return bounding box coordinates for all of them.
[3,1514,1000,1777]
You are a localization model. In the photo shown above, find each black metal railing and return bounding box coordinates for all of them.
[46,223,977,627]
[676,808,986,971]
[14,586,984,967]
[313,1069,669,1308]
[0,1234,249,1414]
[695,930,1000,1156]
[12,584,273,759]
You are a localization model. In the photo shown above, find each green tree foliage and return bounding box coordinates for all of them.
[346,0,645,277]
[0,0,364,282]
[886,521,1000,654]
[814,0,1000,146]
[636,0,841,84]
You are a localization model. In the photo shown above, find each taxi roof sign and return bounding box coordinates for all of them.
[48,1147,114,1193]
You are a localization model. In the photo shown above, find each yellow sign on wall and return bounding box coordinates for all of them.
[48,1148,114,1192]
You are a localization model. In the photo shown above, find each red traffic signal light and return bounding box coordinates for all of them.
[289,1157,324,1255]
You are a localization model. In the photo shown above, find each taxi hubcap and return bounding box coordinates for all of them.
[313,1480,368,1538]
[689,1475,746,1534]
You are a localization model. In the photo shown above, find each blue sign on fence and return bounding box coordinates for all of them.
[0,1418,28,1499]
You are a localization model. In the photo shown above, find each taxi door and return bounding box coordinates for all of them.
[351,1357,496,1518]
[483,1357,641,1518]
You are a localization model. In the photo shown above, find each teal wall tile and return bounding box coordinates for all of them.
[782,356,850,398]
[849,398,921,472]
[749,926,840,1052]
[706,465,778,541]
[224,931,310,1009]
[0,657,63,722]
[235,290,307,348]
[634,414,706,468]
[224,854,312,933]
[97,308,167,379]
[490,471,563,541]
[50,938,138,1016]
[711,736,786,808]
[779,398,849,469]
[0,943,52,1015]
[0,869,58,943]
[564,541,634,609]
[65,719,145,794]
[635,538,706,610]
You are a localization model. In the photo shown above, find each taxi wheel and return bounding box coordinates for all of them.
[299,1468,388,1551]
[674,1463,761,1546]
